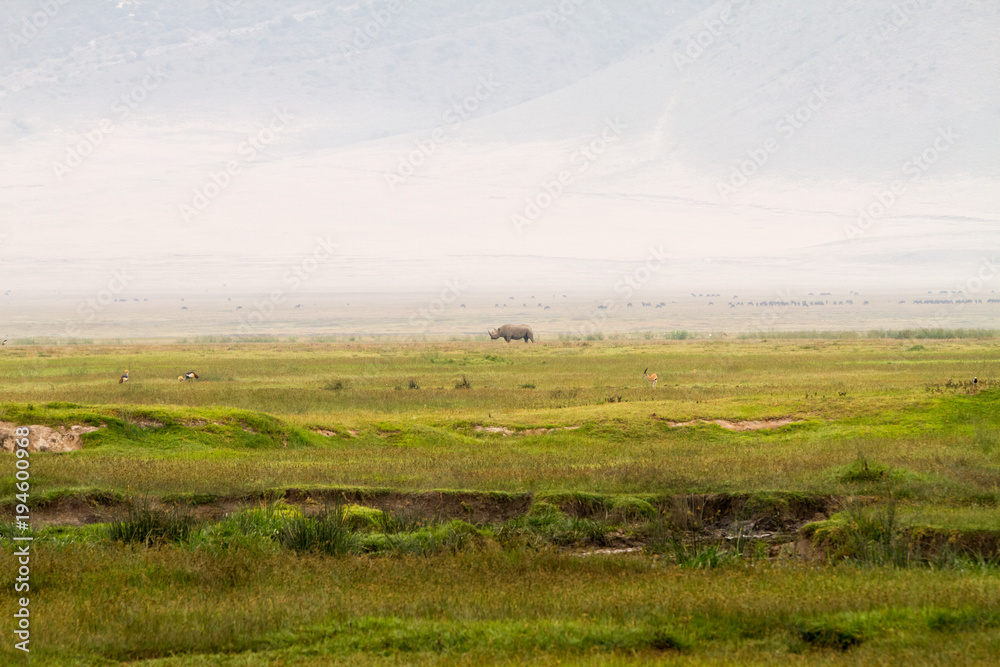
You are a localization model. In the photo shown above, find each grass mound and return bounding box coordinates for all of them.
[0,402,324,451]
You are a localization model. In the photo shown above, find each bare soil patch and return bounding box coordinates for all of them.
[14,492,126,526]
[572,547,644,557]
[474,425,581,436]
[662,417,801,431]
[0,421,100,453]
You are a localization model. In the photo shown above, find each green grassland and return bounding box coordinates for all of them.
[2,337,1000,664]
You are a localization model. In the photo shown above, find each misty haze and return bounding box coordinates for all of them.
[1,0,997,338]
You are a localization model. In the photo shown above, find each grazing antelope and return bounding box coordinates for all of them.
[643,368,657,388]
[119,369,129,384]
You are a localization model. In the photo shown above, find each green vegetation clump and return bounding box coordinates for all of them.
[926,608,1000,633]
[276,508,355,556]
[496,500,612,548]
[795,619,866,651]
[839,457,891,484]
[340,504,389,530]
[867,328,998,339]
[609,496,656,521]
[105,502,196,546]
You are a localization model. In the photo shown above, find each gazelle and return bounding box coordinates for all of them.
[643,367,657,388]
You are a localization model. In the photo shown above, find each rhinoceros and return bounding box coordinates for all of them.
[488,324,534,343]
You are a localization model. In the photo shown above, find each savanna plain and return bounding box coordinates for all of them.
[2,335,1000,665]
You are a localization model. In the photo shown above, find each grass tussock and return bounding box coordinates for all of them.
[840,456,891,483]
[276,506,355,556]
[105,500,196,546]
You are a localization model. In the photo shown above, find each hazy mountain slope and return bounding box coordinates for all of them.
[0,0,997,299]
[1,0,712,145]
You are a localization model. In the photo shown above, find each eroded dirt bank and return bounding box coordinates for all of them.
[3,488,837,531]
[0,421,100,453]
